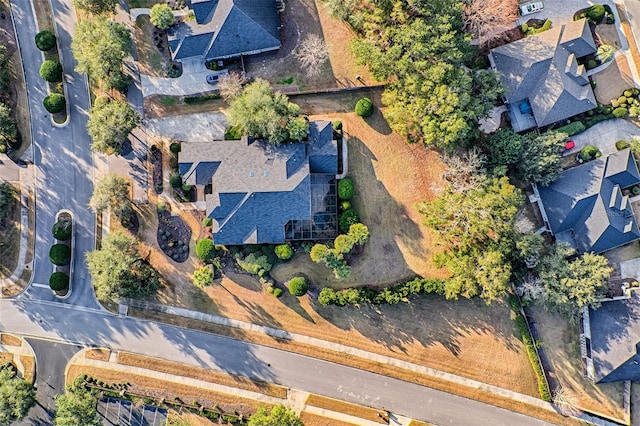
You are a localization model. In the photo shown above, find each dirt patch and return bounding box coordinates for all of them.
[0,333,21,346]
[300,412,359,426]
[305,395,386,424]
[529,305,626,421]
[0,185,20,279]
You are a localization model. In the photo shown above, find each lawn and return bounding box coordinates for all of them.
[134,15,170,78]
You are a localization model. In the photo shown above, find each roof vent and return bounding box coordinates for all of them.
[264,170,269,177]
[249,171,254,177]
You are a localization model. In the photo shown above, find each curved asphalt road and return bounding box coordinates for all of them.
[3,0,555,424]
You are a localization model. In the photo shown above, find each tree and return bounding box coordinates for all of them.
[72,16,131,89]
[0,365,35,424]
[294,34,329,77]
[86,230,160,300]
[288,276,309,296]
[597,44,616,63]
[486,128,524,167]
[462,0,519,43]
[248,404,303,426]
[43,94,66,114]
[49,271,70,291]
[218,72,245,102]
[347,223,369,245]
[87,97,140,155]
[516,233,544,268]
[40,59,63,82]
[0,102,17,151]
[287,117,309,141]
[227,79,307,143]
[54,387,101,426]
[73,0,117,15]
[89,173,132,220]
[0,182,15,220]
[149,3,175,29]
[192,266,214,288]
[274,244,293,260]
[517,131,567,186]
[35,30,56,51]
[196,239,216,262]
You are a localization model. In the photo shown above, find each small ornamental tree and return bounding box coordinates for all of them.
[338,178,354,200]
[43,94,66,114]
[274,244,293,260]
[149,3,175,29]
[196,239,216,262]
[40,59,63,82]
[52,218,72,241]
[170,174,182,188]
[49,272,69,291]
[35,30,56,51]
[339,209,360,233]
[288,276,309,296]
[49,244,71,266]
[355,97,373,117]
[192,266,214,288]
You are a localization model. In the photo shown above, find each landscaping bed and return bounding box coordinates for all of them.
[150,145,163,193]
[156,205,191,263]
[0,183,20,279]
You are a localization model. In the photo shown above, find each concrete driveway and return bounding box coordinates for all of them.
[518,0,616,26]
[145,111,227,142]
[141,58,225,97]
[563,118,640,157]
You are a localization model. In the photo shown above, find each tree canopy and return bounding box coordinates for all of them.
[0,102,17,151]
[87,97,140,155]
[516,131,567,186]
[86,230,160,300]
[248,405,303,426]
[73,0,117,14]
[227,79,307,144]
[0,365,35,424]
[150,3,175,29]
[89,173,132,220]
[54,387,101,426]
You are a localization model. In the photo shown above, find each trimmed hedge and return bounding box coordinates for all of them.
[579,145,601,161]
[35,30,56,51]
[616,140,631,150]
[184,93,221,104]
[49,271,69,291]
[39,59,63,82]
[555,121,585,136]
[339,209,359,233]
[318,277,446,306]
[195,239,216,262]
[43,93,65,114]
[288,276,309,296]
[355,97,373,117]
[52,218,72,241]
[49,243,71,266]
[274,244,293,260]
[338,178,354,200]
[509,295,552,402]
[613,107,629,118]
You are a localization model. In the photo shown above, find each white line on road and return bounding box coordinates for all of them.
[30,283,49,288]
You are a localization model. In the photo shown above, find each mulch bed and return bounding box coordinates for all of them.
[156,209,191,263]
[477,26,524,58]
[150,146,162,194]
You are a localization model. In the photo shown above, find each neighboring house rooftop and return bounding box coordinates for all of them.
[537,149,640,254]
[489,18,597,131]
[178,121,338,245]
[168,0,281,61]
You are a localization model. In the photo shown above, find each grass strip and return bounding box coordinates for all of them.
[0,352,14,364]
[19,355,34,383]
[0,333,22,346]
[84,348,111,362]
[117,351,287,399]
[408,421,432,426]
[130,307,582,425]
[305,394,386,424]
[299,411,359,426]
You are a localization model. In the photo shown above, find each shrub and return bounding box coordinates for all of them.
[288,276,309,296]
[237,253,272,275]
[35,30,56,51]
[170,174,182,188]
[49,271,69,291]
[192,266,214,288]
[633,186,640,196]
[355,97,373,117]
[202,217,213,227]
[338,178,354,200]
[613,107,629,118]
[616,140,631,150]
[169,142,181,153]
[586,59,598,70]
[587,4,606,23]
[224,125,242,140]
[555,121,586,136]
[625,90,633,97]
[195,239,216,262]
[273,288,283,298]
[184,93,221,104]
[333,121,342,130]
[274,244,293,260]
[579,145,601,162]
[149,3,175,29]
[597,44,616,63]
[40,59,63,82]
[618,96,628,105]
[339,209,359,233]
[43,93,65,114]
[52,218,72,240]
[537,19,552,33]
[49,243,71,266]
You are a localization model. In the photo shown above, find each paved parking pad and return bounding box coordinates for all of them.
[98,397,167,426]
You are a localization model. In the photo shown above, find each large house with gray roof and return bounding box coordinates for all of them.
[535,148,640,254]
[489,18,597,132]
[168,0,281,61]
[178,121,338,245]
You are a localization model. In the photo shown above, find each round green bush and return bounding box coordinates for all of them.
[273,288,283,298]
[587,59,598,70]
[633,186,640,196]
[613,107,629,118]
[618,96,628,105]
[340,200,351,211]
[170,174,182,188]
[355,97,373,117]
[195,239,216,262]
[43,93,65,114]
[35,30,56,51]
[274,244,294,260]
[49,243,71,266]
[49,271,69,291]
[288,276,309,296]
[587,4,606,23]
[39,59,63,82]
[202,217,213,227]
[625,90,633,98]
[579,145,602,162]
[339,209,360,233]
[170,142,181,153]
[616,140,631,150]
[338,178,354,200]
[52,218,72,241]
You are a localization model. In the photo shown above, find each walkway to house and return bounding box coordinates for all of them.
[563,119,640,157]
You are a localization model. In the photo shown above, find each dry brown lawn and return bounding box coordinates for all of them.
[144,94,226,118]
[0,333,22,346]
[20,355,34,383]
[0,352,13,364]
[300,412,359,426]
[305,394,386,424]
[134,15,169,78]
[529,305,626,421]
[84,348,111,362]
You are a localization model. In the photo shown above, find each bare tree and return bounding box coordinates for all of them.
[462,0,519,44]
[553,387,581,417]
[217,72,245,102]
[294,34,329,77]
[441,148,487,193]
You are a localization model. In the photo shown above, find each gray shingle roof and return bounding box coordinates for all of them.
[538,149,640,254]
[178,121,337,245]
[169,0,280,61]
[489,19,596,128]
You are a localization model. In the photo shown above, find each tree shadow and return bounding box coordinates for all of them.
[360,89,392,135]
[277,290,316,324]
